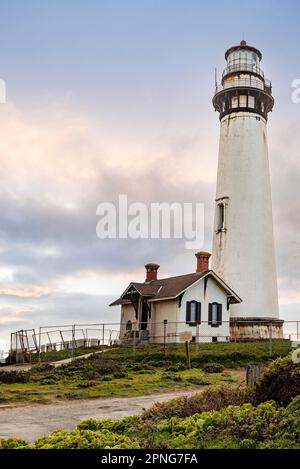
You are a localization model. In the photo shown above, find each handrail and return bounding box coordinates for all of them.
[215,77,272,95]
[223,61,264,78]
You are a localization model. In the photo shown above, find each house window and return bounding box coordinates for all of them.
[212,303,218,323]
[217,203,225,232]
[190,301,197,322]
[208,302,222,327]
[186,301,201,325]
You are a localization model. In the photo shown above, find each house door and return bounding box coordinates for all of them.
[141,301,148,330]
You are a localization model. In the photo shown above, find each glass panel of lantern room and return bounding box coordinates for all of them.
[239,95,247,107]
[227,51,239,71]
[231,96,238,108]
[248,96,255,108]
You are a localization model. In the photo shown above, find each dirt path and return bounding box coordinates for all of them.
[0,389,197,442]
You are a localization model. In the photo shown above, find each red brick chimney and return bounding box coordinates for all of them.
[195,251,211,273]
[145,263,160,282]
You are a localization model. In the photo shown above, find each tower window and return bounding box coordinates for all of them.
[217,203,225,232]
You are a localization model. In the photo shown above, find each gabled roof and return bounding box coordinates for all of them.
[109,270,242,306]
[147,271,209,300]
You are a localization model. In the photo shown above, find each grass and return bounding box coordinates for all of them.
[0,340,291,405]
[104,339,292,367]
[0,368,235,404]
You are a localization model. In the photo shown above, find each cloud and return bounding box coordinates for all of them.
[0,97,299,351]
[0,100,217,348]
[269,117,300,301]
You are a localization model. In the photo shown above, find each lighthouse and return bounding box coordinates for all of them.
[212,41,283,339]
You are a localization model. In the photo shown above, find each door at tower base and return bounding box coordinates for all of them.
[230,317,284,341]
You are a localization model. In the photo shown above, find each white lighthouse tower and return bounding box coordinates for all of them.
[212,41,283,339]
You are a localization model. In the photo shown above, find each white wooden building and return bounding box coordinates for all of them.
[110,252,241,344]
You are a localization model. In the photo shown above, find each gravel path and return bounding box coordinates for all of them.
[0,389,196,442]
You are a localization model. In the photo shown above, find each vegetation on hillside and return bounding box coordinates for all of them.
[0,354,299,449]
[0,341,291,404]
[0,355,235,404]
[6,339,291,366]
[1,393,299,449]
[105,340,291,368]
[255,354,300,406]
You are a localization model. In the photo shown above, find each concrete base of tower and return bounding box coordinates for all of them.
[230,317,284,341]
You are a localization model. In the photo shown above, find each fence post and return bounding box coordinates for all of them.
[133,322,137,355]
[32,330,38,354]
[10,333,13,364]
[196,323,200,351]
[38,327,42,363]
[59,330,65,351]
[71,324,75,359]
[185,340,191,369]
[102,324,105,353]
[163,320,168,356]
[269,324,272,357]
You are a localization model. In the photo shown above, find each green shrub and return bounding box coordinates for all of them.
[113,371,127,379]
[39,377,58,385]
[101,375,113,382]
[0,370,30,384]
[187,376,210,386]
[202,363,225,373]
[77,415,139,433]
[161,372,177,381]
[255,355,300,406]
[31,363,55,373]
[1,396,299,449]
[0,438,30,449]
[153,398,300,449]
[77,381,97,388]
[34,429,140,449]
[165,364,186,372]
[142,384,255,421]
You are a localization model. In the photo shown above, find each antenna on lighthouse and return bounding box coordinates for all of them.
[214,67,218,90]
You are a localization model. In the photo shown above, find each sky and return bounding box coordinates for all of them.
[0,0,300,351]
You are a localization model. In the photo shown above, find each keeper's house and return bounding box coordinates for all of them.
[110,252,242,344]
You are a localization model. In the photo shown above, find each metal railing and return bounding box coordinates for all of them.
[6,320,300,364]
[215,77,272,95]
[223,61,264,78]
